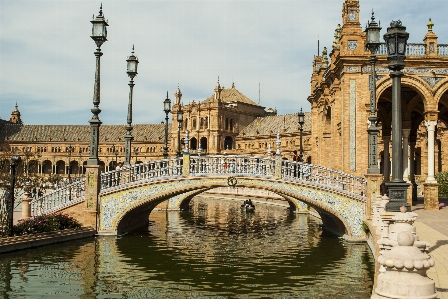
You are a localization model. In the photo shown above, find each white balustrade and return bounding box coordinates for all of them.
[30,178,86,216]
[438,44,448,56]
[100,157,183,191]
[281,161,366,199]
[189,155,275,177]
[31,155,367,216]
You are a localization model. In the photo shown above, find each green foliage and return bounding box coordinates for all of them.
[0,213,81,238]
[435,171,448,197]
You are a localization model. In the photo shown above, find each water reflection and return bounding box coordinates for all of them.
[0,198,374,298]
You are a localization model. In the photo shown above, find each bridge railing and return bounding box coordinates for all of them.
[190,155,275,177]
[100,158,183,192]
[281,161,367,199]
[30,178,86,216]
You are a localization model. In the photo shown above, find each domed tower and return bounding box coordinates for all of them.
[9,102,22,124]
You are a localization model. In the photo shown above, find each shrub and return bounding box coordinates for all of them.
[435,171,448,197]
[12,213,81,236]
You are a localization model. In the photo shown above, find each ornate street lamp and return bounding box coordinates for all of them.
[365,11,382,174]
[177,107,184,157]
[297,108,305,162]
[8,155,21,236]
[383,20,410,212]
[67,145,74,183]
[163,92,171,159]
[124,45,139,167]
[88,4,108,166]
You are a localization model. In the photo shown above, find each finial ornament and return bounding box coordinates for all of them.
[390,20,402,27]
[427,18,434,32]
[321,47,329,68]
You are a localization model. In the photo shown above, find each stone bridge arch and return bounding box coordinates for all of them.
[99,176,366,241]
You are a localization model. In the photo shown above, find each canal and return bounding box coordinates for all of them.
[0,197,374,298]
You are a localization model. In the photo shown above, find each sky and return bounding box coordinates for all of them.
[0,0,446,125]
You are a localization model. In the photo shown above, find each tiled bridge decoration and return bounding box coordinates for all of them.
[32,154,367,241]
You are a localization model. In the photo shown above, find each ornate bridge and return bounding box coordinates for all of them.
[29,152,368,241]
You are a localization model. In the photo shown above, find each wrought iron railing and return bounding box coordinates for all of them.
[281,161,367,199]
[30,178,86,216]
[100,158,183,192]
[189,155,276,177]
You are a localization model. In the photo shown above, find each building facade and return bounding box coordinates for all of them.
[308,0,448,200]
[0,82,310,180]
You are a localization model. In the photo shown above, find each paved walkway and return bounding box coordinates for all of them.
[413,197,448,299]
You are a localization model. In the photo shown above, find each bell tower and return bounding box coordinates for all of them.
[9,102,22,124]
[342,0,360,27]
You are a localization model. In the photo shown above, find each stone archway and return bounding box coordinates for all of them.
[99,177,366,240]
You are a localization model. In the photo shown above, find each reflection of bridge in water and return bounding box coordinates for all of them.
[30,151,368,240]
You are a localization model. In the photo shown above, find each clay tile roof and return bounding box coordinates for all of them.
[203,86,259,106]
[238,112,311,137]
[0,123,169,142]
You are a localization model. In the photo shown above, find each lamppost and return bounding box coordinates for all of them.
[8,155,21,236]
[124,46,139,167]
[365,11,382,174]
[177,107,183,157]
[384,20,410,212]
[297,108,305,162]
[88,4,108,166]
[163,92,171,159]
[67,145,74,183]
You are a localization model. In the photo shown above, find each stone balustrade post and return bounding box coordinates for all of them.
[365,174,383,220]
[21,192,32,220]
[371,231,436,299]
[83,165,101,231]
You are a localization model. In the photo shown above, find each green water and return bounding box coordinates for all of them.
[0,198,374,298]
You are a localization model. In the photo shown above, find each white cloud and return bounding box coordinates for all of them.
[1,0,446,125]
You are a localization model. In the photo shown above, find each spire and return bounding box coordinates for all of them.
[214,76,223,101]
[10,102,22,124]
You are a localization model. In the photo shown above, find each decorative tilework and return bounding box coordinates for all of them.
[99,178,366,238]
[350,80,356,171]
[420,76,443,88]
[347,41,358,51]
[346,66,360,73]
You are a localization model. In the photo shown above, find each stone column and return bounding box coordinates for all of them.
[424,120,437,183]
[381,136,390,194]
[409,140,417,203]
[402,129,410,182]
[423,120,439,210]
